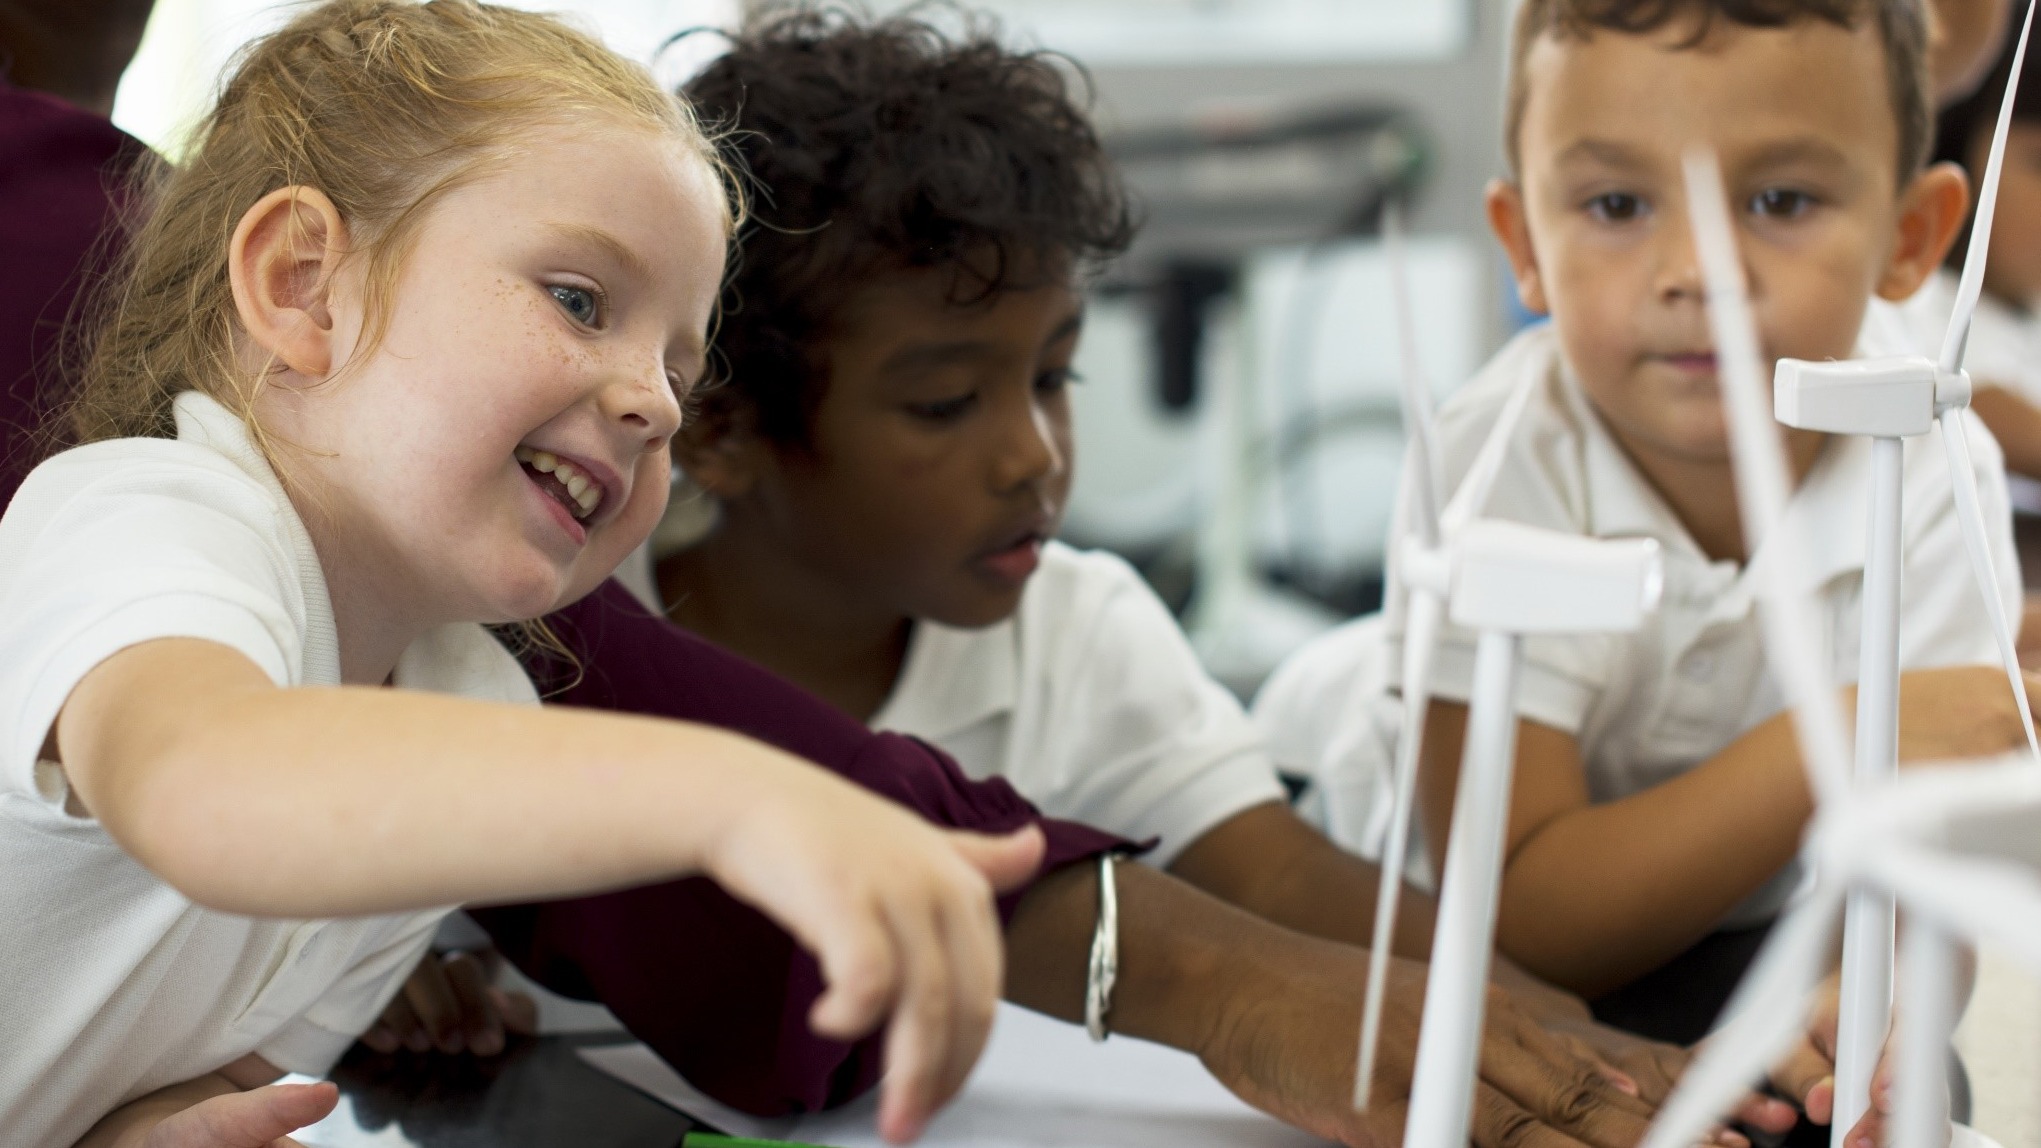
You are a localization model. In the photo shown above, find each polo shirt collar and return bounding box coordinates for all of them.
[873,615,1021,743]
[1548,352,1868,604]
[172,389,343,683]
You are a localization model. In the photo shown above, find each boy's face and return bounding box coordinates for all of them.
[1490,17,1965,466]
[1979,123,2041,307]
[684,266,1080,629]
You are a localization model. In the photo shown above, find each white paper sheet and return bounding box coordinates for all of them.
[577,1002,1327,1147]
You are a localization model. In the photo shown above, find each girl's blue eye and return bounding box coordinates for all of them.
[1750,188,1816,219]
[550,284,601,326]
[1587,193,1646,223]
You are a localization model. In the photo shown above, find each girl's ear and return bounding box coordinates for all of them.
[1486,178,1551,315]
[673,404,768,499]
[228,186,352,380]
[1878,161,1970,301]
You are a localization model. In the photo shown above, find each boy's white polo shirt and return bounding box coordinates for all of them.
[0,392,537,1146]
[870,541,1288,867]
[1254,324,2020,925]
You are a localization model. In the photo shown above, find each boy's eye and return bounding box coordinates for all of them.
[906,393,977,422]
[1749,188,1816,219]
[1586,193,1646,223]
[549,284,602,327]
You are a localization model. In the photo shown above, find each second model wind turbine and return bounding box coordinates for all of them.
[1351,206,1665,1148]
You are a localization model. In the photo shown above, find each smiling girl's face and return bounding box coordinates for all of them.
[254,121,726,640]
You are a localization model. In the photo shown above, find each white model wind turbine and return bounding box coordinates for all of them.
[1350,205,1547,1109]
[1349,207,1667,1145]
[1760,1,2039,1136]
[1655,146,2041,1148]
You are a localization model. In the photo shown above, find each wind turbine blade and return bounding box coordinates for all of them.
[1355,588,1443,1109]
[1440,364,1540,537]
[1942,0,2038,373]
[1868,843,2041,968]
[1386,201,1443,548]
[1640,886,1845,1148]
[1937,414,2040,760]
[1681,150,1854,804]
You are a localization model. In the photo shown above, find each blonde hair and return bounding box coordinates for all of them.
[67,0,738,446]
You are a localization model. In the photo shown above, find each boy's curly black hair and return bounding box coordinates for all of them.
[682,5,1137,445]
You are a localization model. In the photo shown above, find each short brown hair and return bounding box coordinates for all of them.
[1503,0,1932,181]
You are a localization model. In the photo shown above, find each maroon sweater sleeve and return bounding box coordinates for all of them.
[470,580,1127,1117]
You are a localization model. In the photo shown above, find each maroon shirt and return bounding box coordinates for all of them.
[0,80,140,503]
[476,583,1123,1116]
[1,83,1121,1119]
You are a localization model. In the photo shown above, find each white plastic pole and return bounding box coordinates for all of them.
[1891,919,1957,1148]
[1402,628,1523,1148]
[1832,434,1904,1148]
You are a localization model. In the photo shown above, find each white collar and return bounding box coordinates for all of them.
[1542,343,1870,611]
[872,614,1022,742]
[172,391,343,684]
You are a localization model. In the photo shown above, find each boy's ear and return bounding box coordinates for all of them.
[1486,178,1551,315]
[228,186,351,380]
[673,406,767,499]
[1877,161,1971,301]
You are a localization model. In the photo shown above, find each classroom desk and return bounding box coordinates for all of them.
[300,1033,694,1148]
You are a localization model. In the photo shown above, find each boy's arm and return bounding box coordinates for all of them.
[1418,666,2041,995]
[1002,857,1661,1148]
[1420,701,1810,995]
[1967,385,2041,479]
[1164,800,1441,959]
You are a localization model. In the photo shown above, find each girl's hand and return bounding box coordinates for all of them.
[138,1081,337,1148]
[701,779,1045,1146]
[358,949,537,1057]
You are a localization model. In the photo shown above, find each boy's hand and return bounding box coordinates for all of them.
[1766,970,1840,1125]
[138,1081,337,1148]
[702,774,1046,1146]
[1197,941,1666,1148]
[358,949,536,1057]
[1541,1015,1801,1135]
[1886,666,2041,764]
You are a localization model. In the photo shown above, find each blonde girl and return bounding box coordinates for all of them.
[0,3,1041,1145]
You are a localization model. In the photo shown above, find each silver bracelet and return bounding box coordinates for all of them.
[1084,851,1120,1042]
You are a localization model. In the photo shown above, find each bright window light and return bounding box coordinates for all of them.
[111,0,739,158]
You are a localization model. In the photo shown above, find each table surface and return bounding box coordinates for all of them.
[299,1033,696,1148]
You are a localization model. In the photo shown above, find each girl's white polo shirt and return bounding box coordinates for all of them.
[869,542,1288,867]
[0,392,537,1146]
[1254,324,2020,925]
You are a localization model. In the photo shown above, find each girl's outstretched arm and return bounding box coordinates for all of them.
[57,636,1046,1144]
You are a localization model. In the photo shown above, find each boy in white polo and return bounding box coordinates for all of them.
[1255,0,2041,1059]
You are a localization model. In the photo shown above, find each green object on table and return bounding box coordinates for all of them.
[682,1133,832,1148]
